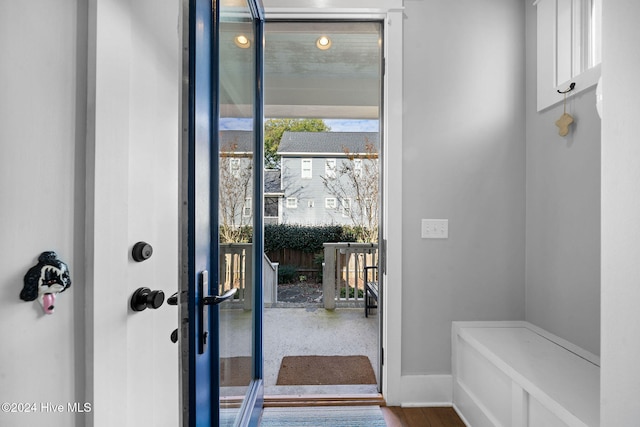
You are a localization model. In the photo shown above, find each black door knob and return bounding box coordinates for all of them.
[130,287,165,311]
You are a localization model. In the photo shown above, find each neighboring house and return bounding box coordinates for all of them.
[219,131,254,239]
[277,131,379,227]
[220,131,285,228]
[218,130,380,230]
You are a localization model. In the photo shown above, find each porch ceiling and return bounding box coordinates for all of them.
[221,21,382,119]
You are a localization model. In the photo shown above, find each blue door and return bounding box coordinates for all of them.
[181,0,264,425]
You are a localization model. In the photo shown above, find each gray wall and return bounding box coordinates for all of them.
[0,1,87,425]
[401,0,526,374]
[524,2,601,356]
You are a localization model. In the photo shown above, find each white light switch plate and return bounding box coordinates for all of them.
[422,219,448,239]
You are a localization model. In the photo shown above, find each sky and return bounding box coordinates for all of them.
[220,118,379,132]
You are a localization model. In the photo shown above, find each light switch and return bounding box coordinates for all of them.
[421,219,448,239]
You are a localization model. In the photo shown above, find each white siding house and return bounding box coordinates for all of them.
[278,131,379,227]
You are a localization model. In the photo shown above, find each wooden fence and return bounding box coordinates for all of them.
[265,248,319,275]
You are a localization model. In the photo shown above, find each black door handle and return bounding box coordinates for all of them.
[197,271,239,354]
[202,288,237,306]
[167,288,235,345]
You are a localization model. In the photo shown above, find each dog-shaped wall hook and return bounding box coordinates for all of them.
[20,251,72,314]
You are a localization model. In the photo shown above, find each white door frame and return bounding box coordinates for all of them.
[263,3,404,405]
[85,1,181,425]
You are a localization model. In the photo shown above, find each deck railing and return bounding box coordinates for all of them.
[219,243,252,310]
[219,243,278,309]
[220,242,378,310]
[322,242,378,310]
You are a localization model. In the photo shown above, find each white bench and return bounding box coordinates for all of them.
[452,321,599,427]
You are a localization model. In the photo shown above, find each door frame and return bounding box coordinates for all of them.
[84,1,403,424]
[262,4,403,404]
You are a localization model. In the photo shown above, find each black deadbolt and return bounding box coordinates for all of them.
[131,287,164,311]
[132,241,153,262]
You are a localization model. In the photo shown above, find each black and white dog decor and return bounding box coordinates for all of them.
[20,251,72,314]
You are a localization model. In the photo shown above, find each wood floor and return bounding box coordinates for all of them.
[381,406,466,427]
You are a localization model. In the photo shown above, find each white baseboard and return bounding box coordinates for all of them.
[452,403,472,427]
[394,374,452,407]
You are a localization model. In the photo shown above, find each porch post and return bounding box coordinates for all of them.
[323,244,336,310]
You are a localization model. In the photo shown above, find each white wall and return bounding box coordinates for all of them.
[601,0,640,424]
[0,1,87,426]
[401,0,526,376]
[524,2,601,356]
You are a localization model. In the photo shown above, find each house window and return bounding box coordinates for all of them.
[265,196,279,217]
[325,198,337,209]
[230,158,241,175]
[301,158,312,179]
[353,159,363,177]
[307,200,315,208]
[325,159,336,179]
[341,198,351,217]
[243,197,252,217]
[286,197,298,208]
[535,0,602,111]
[363,197,372,217]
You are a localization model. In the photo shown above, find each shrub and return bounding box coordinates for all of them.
[264,224,358,253]
[278,265,298,284]
[339,287,364,299]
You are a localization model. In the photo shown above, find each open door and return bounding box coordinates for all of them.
[179,0,264,425]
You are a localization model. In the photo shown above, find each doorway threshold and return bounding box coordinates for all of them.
[264,392,385,408]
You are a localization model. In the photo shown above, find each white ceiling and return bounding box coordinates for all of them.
[220,21,382,119]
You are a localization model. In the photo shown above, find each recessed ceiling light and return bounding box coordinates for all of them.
[316,35,332,50]
[234,34,251,49]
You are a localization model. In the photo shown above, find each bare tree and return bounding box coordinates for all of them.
[219,142,253,243]
[321,143,379,242]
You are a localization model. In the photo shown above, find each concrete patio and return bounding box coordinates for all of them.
[220,306,379,396]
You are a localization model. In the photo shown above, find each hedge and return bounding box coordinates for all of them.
[221,224,373,250]
[264,224,359,253]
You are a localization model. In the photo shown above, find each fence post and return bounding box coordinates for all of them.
[272,262,279,304]
[244,245,253,311]
[323,244,336,310]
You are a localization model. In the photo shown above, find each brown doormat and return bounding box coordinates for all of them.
[221,356,253,387]
[276,355,377,386]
